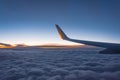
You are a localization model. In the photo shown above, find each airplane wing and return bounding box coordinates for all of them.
[55,24,120,53]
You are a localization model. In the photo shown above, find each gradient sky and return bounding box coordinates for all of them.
[0,0,120,45]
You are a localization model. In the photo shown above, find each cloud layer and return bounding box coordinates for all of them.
[0,48,120,80]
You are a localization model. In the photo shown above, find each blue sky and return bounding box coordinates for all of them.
[0,0,120,45]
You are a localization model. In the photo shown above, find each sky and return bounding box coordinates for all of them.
[0,0,120,45]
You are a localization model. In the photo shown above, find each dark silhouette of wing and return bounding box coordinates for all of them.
[55,24,120,53]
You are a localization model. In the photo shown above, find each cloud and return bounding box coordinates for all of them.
[47,75,62,80]
[28,68,45,76]
[64,70,120,80]
[0,43,11,46]
[0,43,14,48]
[0,48,120,80]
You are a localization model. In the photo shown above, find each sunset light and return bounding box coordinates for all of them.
[0,44,15,48]
[0,0,120,80]
[0,0,119,46]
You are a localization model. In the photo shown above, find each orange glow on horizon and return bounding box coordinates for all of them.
[38,42,83,47]
[38,42,84,48]
[0,41,84,48]
[0,45,15,48]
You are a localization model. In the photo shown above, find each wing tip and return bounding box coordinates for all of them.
[55,24,69,40]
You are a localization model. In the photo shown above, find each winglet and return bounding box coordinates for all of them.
[55,24,69,40]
